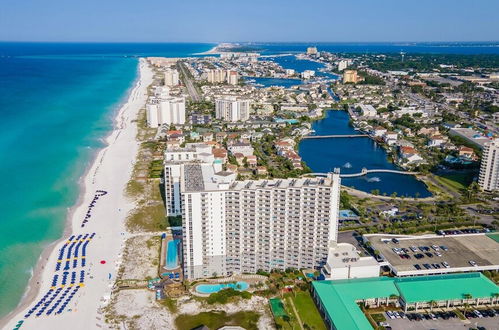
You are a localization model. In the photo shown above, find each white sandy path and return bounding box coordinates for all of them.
[3,58,153,330]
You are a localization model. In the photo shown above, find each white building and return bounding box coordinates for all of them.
[146,102,160,128]
[146,96,186,127]
[478,138,499,191]
[302,70,315,80]
[227,143,254,156]
[227,70,239,85]
[164,144,218,216]
[168,163,341,279]
[358,104,377,117]
[321,242,379,280]
[164,69,180,86]
[215,96,251,122]
[337,60,349,72]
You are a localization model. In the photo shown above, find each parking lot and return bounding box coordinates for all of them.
[368,234,499,274]
[382,309,499,330]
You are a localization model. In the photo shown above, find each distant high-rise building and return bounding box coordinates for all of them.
[337,60,349,71]
[227,70,239,85]
[206,69,226,83]
[307,46,318,55]
[206,69,239,85]
[343,70,360,83]
[164,158,341,279]
[164,69,180,86]
[215,96,251,122]
[478,138,499,191]
[146,96,186,127]
[146,102,160,128]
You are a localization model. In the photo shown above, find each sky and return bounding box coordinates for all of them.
[1,0,498,42]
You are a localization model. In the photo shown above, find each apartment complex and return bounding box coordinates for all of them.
[146,96,186,127]
[164,144,215,216]
[307,46,318,55]
[215,96,251,122]
[164,157,341,279]
[478,138,499,191]
[206,69,239,85]
[164,69,180,86]
[343,69,361,83]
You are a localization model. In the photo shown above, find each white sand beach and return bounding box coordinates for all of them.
[2,58,153,330]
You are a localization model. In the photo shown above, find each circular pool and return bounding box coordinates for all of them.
[195,281,249,294]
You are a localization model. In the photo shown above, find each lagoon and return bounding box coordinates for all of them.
[299,111,431,197]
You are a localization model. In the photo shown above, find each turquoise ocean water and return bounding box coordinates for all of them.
[0,43,213,318]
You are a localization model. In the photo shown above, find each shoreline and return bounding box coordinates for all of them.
[0,63,143,325]
[1,58,153,329]
[193,44,220,55]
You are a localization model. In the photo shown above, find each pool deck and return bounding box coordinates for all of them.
[190,274,267,297]
[159,234,183,280]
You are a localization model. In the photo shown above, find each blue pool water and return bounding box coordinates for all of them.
[165,239,180,270]
[196,281,249,294]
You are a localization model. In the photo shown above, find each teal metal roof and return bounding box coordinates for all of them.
[395,272,499,304]
[312,273,499,330]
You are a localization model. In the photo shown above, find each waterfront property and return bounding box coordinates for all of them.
[179,164,341,279]
[312,273,499,330]
[165,151,341,279]
[299,110,431,197]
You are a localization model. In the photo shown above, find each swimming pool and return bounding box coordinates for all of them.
[195,281,249,294]
[165,239,180,270]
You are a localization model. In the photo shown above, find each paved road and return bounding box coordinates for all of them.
[177,62,201,102]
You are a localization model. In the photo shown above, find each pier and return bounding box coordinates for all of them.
[306,168,418,178]
[302,134,368,139]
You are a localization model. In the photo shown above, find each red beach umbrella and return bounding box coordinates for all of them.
[100,260,106,264]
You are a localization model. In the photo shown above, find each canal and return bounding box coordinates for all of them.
[298,110,432,197]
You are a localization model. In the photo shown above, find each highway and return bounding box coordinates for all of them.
[177,62,201,102]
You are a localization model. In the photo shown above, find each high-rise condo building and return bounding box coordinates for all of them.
[478,138,499,191]
[164,69,180,86]
[215,96,251,122]
[343,70,360,83]
[146,96,186,127]
[206,69,239,85]
[307,46,318,55]
[164,157,341,279]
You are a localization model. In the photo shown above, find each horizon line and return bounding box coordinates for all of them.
[1,40,499,44]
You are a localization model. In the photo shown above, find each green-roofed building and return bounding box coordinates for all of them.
[312,272,499,330]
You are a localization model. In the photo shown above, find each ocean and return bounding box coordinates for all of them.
[0,41,496,318]
[0,42,213,318]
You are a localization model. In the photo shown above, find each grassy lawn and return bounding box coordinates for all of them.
[291,291,326,330]
[371,313,386,323]
[175,311,260,330]
[436,173,473,192]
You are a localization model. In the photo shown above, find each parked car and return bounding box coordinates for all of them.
[473,310,483,318]
[469,260,477,266]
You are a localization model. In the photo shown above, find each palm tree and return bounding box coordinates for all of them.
[463,293,473,312]
[429,300,437,312]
